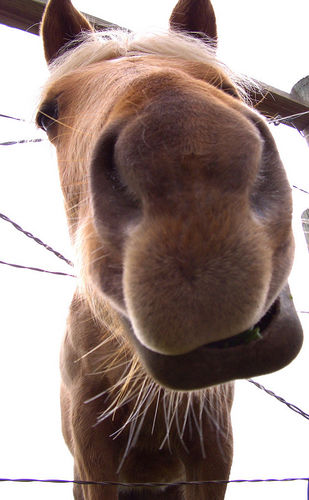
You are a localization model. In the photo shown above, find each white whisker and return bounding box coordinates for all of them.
[74,335,113,362]
[117,414,139,473]
[175,394,189,454]
[151,387,161,435]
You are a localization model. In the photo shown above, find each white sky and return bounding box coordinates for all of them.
[0,1,308,499]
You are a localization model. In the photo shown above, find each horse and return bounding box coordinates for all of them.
[37,0,303,498]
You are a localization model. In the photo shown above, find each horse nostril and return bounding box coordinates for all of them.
[91,127,141,233]
[93,130,126,193]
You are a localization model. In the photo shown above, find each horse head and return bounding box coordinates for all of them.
[38,0,303,391]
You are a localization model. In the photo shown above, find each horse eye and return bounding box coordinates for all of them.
[221,84,239,98]
[36,100,59,132]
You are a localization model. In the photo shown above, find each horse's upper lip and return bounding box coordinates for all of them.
[123,284,303,390]
[206,300,277,350]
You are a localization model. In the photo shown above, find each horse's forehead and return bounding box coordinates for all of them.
[106,58,242,121]
[44,55,234,105]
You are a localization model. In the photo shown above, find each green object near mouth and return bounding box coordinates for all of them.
[242,326,263,344]
[209,326,263,349]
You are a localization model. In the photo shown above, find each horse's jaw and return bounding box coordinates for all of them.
[121,284,303,390]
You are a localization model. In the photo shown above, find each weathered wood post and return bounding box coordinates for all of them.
[291,76,309,250]
[291,76,309,147]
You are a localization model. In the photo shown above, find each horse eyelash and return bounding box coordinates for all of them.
[36,100,59,131]
[36,99,79,134]
[222,85,240,98]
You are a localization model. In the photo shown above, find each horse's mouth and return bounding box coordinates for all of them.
[124,284,303,390]
[206,300,278,350]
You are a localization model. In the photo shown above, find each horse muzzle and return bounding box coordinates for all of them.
[122,284,303,390]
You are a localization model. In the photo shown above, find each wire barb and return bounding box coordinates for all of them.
[268,110,309,127]
[0,139,45,146]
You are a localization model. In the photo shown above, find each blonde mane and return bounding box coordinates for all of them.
[43,29,250,100]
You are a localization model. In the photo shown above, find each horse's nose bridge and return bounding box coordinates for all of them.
[114,90,262,201]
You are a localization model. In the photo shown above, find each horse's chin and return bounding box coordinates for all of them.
[122,284,303,390]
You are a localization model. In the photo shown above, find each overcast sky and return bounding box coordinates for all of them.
[0,1,308,499]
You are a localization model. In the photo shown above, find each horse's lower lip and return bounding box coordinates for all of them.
[123,284,303,390]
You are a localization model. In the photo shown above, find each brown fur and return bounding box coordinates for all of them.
[37,1,302,499]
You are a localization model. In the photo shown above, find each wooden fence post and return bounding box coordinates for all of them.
[291,77,309,251]
[291,76,309,146]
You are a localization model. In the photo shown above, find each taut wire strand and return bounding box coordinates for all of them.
[0,476,309,487]
[0,139,45,146]
[293,185,309,196]
[0,213,73,267]
[268,110,309,126]
[0,113,45,146]
[0,113,26,122]
[1,110,309,126]
[248,379,309,420]
[2,109,309,146]
[0,260,76,278]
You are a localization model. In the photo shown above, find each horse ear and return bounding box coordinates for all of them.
[41,0,93,64]
[169,0,217,46]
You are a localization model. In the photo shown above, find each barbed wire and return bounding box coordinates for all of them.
[0,208,308,303]
[1,110,309,126]
[0,213,73,266]
[0,476,308,488]
[268,110,309,127]
[1,138,45,146]
[0,213,308,491]
[0,186,308,433]
[293,185,309,196]
[248,379,309,420]
[0,113,45,146]
[0,113,26,122]
[1,62,308,496]
[1,196,307,280]
[1,109,309,147]
[0,260,76,278]
[0,210,308,422]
